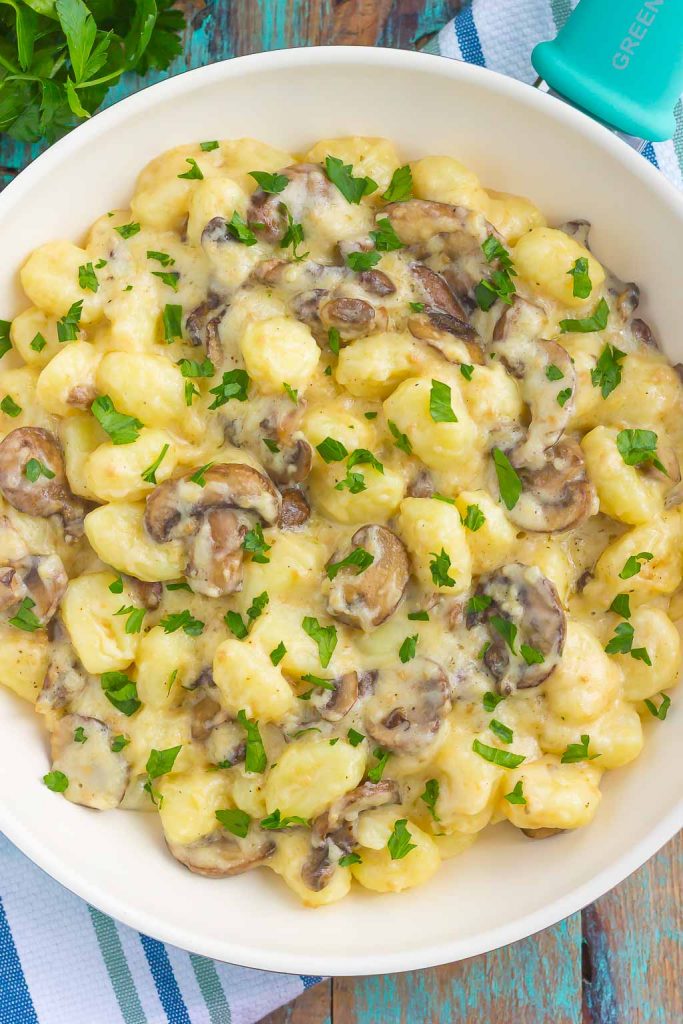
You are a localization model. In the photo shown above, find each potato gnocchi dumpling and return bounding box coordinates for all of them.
[1,135,680,906]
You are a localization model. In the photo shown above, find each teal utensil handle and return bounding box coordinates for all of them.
[531,0,683,141]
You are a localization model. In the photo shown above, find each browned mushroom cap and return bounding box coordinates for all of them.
[358,269,396,297]
[0,428,88,540]
[521,827,565,840]
[168,829,275,878]
[254,401,313,486]
[408,310,484,366]
[364,658,451,754]
[290,288,327,334]
[37,621,89,710]
[319,296,386,341]
[0,554,67,625]
[302,780,400,890]
[278,488,310,530]
[383,200,494,257]
[314,671,359,723]
[410,264,469,320]
[144,464,280,597]
[124,577,162,610]
[466,563,566,694]
[326,525,410,631]
[185,293,226,364]
[262,438,312,486]
[247,162,334,242]
[496,439,597,533]
[49,713,129,809]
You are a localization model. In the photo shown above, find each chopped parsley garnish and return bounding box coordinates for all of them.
[504,781,526,805]
[111,735,129,752]
[280,208,308,261]
[591,344,626,399]
[490,719,513,744]
[30,333,46,352]
[429,379,458,423]
[327,328,341,358]
[462,504,485,532]
[178,356,214,378]
[604,621,651,665]
[178,157,203,180]
[147,250,175,267]
[478,641,491,660]
[560,734,598,764]
[141,444,169,485]
[263,438,280,454]
[260,810,309,830]
[483,691,504,712]
[189,462,215,486]
[166,581,192,592]
[520,644,545,666]
[201,141,220,152]
[43,770,69,793]
[467,594,492,615]
[347,728,365,747]
[109,575,124,594]
[339,852,362,867]
[249,170,289,193]
[216,808,251,838]
[226,211,258,246]
[429,548,456,589]
[491,615,517,654]
[557,388,572,407]
[609,594,631,619]
[162,303,183,342]
[369,217,404,252]
[408,610,429,621]
[283,382,298,404]
[209,369,250,409]
[0,395,21,418]
[567,257,592,299]
[472,739,525,769]
[225,591,269,639]
[56,300,83,342]
[100,672,141,717]
[242,523,271,564]
[326,547,374,580]
[644,693,671,721]
[185,381,199,406]
[546,364,564,381]
[460,364,474,382]
[475,236,517,310]
[492,447,522,510]
[367,747,391,783]
[159,610,205,636]
[151,270,179,291]
[144,745,182,805]
[409,301,425,313]
[619,552,654,580]
[114,605,146,634]
[270,641,287,666]
[432,493,456,505]
[559,297,609,334]
[346,249,382,272]
[302,616,337,668]
[115,222,141,239]
[324,155,378,204]
[91,396,143,445]
[0,320,11,359]
[616,428,666,474]
[420,779,440,822]
[387,819,416,860]
[78,262,99,293]
[399,634,418,663]
[237,709,267,773]
[316,437,348,463]
[25,458,55,482]
[9,597,41,632]
[382,165,413,202]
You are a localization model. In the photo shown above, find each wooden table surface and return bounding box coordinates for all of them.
[1,2,681,1021]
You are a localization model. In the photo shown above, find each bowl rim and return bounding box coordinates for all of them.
[1,44,682,976]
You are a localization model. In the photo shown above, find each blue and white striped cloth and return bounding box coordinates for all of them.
[2,2,683,1022]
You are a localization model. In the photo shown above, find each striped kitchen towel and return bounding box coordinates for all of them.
[424,0,683,189]
[2,3,683,1023]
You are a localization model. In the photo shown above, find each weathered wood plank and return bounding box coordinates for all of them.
[332,914,582,1024]
[261,978,332,1024]
[582,832,682,1024]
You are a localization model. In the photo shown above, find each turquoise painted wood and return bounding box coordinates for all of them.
[2,3,681,1021]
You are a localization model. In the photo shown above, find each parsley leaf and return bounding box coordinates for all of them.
[619,552,654,580]
[491,615,517,654]
[280,207,308,261]
[490,719,513,744]
[147,250,175,267]
[609,594,631,619]
[114,604,146,634]
[369,217,404,252]
[567,257,592,299]
[367,747,391,783]
[9,597,41,632]
[399,634,418,664]
[429,379,458,423]
[420,778,441,821]
[237,710,267,773]
[159,610,204,636]
[302,616,337,668]
[462,504,485,532]
[472,739,525,769]
[408,610,429,621]
[162,303,183,342]
[324,155,378,204]
[382,165,413,202]
[260,810,309,830]
[43,770,69,793]
[467,594,493,615]
[591,344,626,399]
[492,447,522,510]
[200,141,219,152]
[546,364,564,381]
[270,641,287,666]
[25,458,55,482]
[178,157,203,180]
[643,693,671,721]
[504,781,526,805]
[346,250,382,272]
[78,262,99,292]
[216,808,251,838]
[339,852,362,867]
[483,691,503,712]
[430,548,456,589]
[560,297,609,334]
[141,444,169,484]
[115,222,141,240]
[91,395,143,445]
[326,547,374,580]
[249,170,289,193]
[347,728,365,747]
[557,388,572,407]
[283,382,298,404]
[100,671,141,717]
[242,523,271,564]
[57,300,83,342]
[177,356,214,378]
[111,735,129,752]
[560,734,598,764]
[1,395,21,418]
[387,819,416,860]
[616,428,666,474]
[208,369,250,409]
[226,211,258,246]
[460,363,474,382]
[316,437,348,463]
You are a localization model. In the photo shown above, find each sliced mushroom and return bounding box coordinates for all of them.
[383,200,494,256]
[0,427,89,539]
[410,264,469,319]
[326,525,410,631]
[0,553,66,625]
[168,828,275,878]
[408,309,484,365]
[185,293,226,364]
[466,563,566,694]
[66,382,98,410]
[278,487,310,529]
[124,576,162,610]
[49,713,129,810]
[314,671,359,723]
[319,296,384,341]
[302,780,399,890]
[247,162,335,242]
[521,827,565,840]
[495,438,597,533]
[364,658,451,754]
[407,468,435,498]
[37,621,89,710]
[144,463,281,597]
[358,269,395,297]
[290,288,327,334]
[262,437,312,486]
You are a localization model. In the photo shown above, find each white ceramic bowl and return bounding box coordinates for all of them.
[0,47,681,977]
